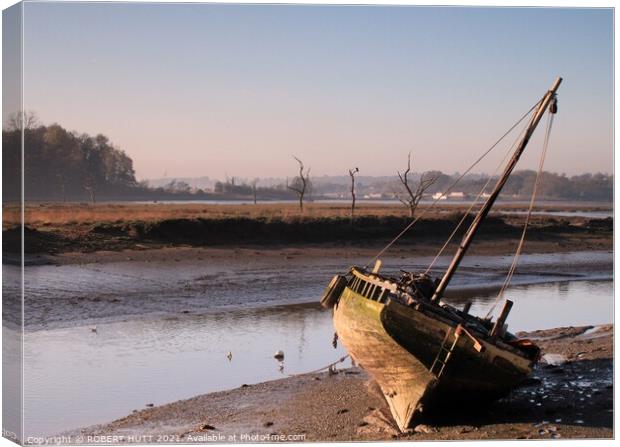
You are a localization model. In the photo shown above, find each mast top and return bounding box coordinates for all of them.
[430,77,562,303]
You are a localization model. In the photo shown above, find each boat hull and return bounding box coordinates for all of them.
[333,287,533,431]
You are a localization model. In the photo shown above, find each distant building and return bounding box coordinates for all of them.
[323,192,343,199]
[363,193,383,199]
[432,192,447,200]
[448,191,466,199]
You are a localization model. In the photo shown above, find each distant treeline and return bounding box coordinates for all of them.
[3,120,139,201]
[2,120,300,201]
[428,170,613,202]
[2,120,612,202]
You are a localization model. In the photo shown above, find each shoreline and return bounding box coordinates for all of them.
[66,324,613,442]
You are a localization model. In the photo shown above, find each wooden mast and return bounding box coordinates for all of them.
[431,77,562,303]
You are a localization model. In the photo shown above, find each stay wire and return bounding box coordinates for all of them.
[365,99,542,269]
[484,110,555,319]
[424,114,534,274]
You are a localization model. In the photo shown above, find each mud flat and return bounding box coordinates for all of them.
[4,248,612,331]
[68,325,612,442]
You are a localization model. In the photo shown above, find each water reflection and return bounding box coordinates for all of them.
[23,303,348,437]
[446,279,613,332]
[3,263,23,442]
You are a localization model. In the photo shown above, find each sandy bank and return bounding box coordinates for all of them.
[69,325,613,442]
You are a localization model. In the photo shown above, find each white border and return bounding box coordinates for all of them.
[0,2,616,447]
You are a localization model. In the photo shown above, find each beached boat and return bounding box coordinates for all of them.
[320,78,562,432]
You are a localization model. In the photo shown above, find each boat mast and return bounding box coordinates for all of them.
[431,77,562,303]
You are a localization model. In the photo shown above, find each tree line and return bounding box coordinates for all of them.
[438,170,613,202]
[3,113,138,201]
[3,116,612,206]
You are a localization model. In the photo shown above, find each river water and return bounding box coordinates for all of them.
[2,251,613,437]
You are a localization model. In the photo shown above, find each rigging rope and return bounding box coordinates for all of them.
[287,354,351,377]
[365,99,542,269]
[424,113,534,274]
[484,110,555,319]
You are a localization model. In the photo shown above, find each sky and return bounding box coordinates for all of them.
[11,2,614,180]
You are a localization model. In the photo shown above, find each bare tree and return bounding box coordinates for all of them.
[397,152,438,218]
[5,110,39,131]
[287,156,310,212]
[349,167,359,222]
[57,173,67,202]
[251,178,259,204]
[84,174,97,204]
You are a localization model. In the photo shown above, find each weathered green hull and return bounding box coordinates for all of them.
[333,287,532,431]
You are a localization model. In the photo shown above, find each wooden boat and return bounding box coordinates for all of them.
[320,78,562,432]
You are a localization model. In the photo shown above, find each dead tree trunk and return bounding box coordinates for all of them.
[287,156,310,213]
[85,186,96,204]
[58,174,66,202]
[84,175,97,204]
[252,178,258,205]
[349,167,359,224]
[397,152,438,218]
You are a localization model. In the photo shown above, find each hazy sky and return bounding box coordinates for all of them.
[18,3,613,180]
